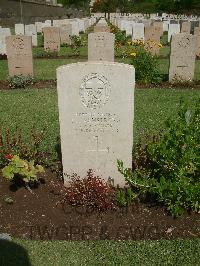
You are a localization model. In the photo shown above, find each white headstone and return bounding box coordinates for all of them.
[70,21,79,36]
[88,32,115,62]
[25,24,37,46]
[168,24,180,42]
[169,33,197,82]
[0,28,11,55]
[132,23,145,41]
[57,62,135,187]
[15,24,25,35]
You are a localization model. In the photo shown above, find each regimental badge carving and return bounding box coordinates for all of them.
[79,73,110,110]
[12,37,25,50]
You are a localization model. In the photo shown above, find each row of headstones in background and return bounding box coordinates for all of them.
[92,18,200,82]
[4,18,95,76]
[114,18,199,37]
[13,17,95,48]
[4,18,200,82]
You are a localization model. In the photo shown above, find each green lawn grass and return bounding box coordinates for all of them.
[0,88,199,158]
[1,239,199,266]
[1,56,200,81]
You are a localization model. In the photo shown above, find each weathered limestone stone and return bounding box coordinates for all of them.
[25,24,37,46]
[153,21,163,37]
[57,62,135,187]
[163,20,169,32]
[70,21,79,36]
[168,24,180,42]
[83,18,90,31]
[194,27,200,57]
[0,28,11,55]
[144,25,160,55]
[60,24,72,45]
[6,35,33,76]
[94,25,110,33]
[44,20,52,27]
[43,27,60,52]
[169,33,197,82]
[35,22,44,33]
[132,23,144,41]
[181,22,191,33]
[125,22,133,37]
[77,19,85,33]
[15,24,24,35]
[88,32,114,62]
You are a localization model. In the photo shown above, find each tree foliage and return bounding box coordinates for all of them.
[58,0,90,9]
[91,0,200,15]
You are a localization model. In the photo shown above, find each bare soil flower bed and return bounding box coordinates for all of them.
[1,80,200,91]
[0,171,199,241]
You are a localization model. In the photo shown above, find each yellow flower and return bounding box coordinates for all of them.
[158,43,163,48]
[127,41,132,45]
[130,52,137,57]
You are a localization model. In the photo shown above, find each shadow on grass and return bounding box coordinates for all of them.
[0,240,31,266]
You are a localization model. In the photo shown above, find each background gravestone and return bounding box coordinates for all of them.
[168,24,180,42]
[153,21,163,38]
[144,25,160,55]
[6,35,33,76]
[94,25,110,33]
[57,62,135,187]
[43,27,60,52]
[15,24,24,35]
[60,25,72,45]
[88,32,115,62]
[25,24,37,46]
[181,21,191,34]
[0,28,11,55]
[194,27,200,56]
[132,23,144,41]
[169,33,197,82]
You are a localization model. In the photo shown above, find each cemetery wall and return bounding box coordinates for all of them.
[0,0,85,27]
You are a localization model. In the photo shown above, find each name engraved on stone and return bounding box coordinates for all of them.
[94,35,106,47]
[79,73,110,110]
[72,112,120,133]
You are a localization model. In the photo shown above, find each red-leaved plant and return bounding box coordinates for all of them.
[64,170,115,211]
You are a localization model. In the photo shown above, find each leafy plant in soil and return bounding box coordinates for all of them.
[2,155,44,193]
[7,75,34,89]
[118,99,200,217]
[63,169,115,211]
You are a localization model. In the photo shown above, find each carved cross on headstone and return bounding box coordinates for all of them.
[87,135,109,172]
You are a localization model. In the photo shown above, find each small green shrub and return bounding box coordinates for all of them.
[115,31,127,45]
[2,155,44,185]
[7,75,34,89]
[118,99,200,217]
[115,187,137,207]
[130,47,162,84]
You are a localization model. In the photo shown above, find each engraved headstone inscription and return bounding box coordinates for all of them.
[57,62,135,187]
[43,27,60,52]
[6,35,33,76]
[169,33,197,82]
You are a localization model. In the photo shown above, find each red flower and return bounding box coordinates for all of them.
[4,154,13,160]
